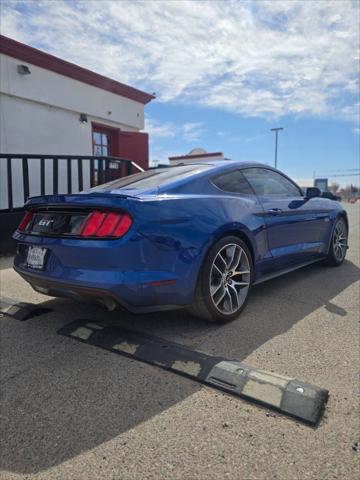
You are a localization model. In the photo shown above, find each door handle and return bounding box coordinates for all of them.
[267,208,283,215]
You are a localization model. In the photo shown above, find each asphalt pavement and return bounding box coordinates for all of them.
[0,204,359,480]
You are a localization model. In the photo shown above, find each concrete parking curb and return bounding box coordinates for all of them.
[0,298,51,321]
[205,361,328,425]
[58,319,329,426]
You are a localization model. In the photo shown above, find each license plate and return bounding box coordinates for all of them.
[26,246,47,270]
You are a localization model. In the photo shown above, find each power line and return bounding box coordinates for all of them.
[318,168,360,173]
[314,170,359,176]
[318,173,360,178]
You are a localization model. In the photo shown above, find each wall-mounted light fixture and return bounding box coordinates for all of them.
[79,113,88,124]
[17,64,31,75]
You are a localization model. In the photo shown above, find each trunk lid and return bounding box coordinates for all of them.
[20,193,136,238]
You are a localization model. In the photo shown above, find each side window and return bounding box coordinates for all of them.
[242,168,302,197]
[211,170,254,195]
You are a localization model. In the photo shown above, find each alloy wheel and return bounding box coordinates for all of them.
[209,243,250,315]
[333,220,347,262]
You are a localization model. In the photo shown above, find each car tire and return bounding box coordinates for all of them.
[324,217,348,266]
[189,236,253,323]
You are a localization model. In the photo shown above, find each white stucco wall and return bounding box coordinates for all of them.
[0,94,137,155]
[0,52,148,209]
[0,93,140,208]
[0,53,145,128]
[0,52,145,155]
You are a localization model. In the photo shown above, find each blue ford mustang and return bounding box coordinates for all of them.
[13,161,348,323]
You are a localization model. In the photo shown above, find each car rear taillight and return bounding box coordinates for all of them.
[78,210,132,238]
[80,211,106,236]
[18,211,34,232]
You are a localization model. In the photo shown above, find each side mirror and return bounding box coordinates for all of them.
[305,187,321,199]
[321,191,339,201]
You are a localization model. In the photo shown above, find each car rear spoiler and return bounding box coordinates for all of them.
[25,193,138,210]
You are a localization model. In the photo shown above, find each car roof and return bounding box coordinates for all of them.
[148,160,273,193]
[163,160,271,174]
[88,160,275,196]
[152,160,302,195]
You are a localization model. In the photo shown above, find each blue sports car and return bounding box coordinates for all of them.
[13,161,348,323]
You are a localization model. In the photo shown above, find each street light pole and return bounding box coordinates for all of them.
[270,127,284,169]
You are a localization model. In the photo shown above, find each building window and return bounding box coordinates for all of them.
[91,124,122,186]
[92,131,110,156]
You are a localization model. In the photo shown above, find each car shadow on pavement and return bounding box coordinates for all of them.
[1,259,359,474]
[0,255,14,271]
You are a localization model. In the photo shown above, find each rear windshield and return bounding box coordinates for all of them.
[92,164,211,190]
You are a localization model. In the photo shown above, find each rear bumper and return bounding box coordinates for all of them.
[14,265,188,313]
[12,230,198,312]
[12,213,205,312]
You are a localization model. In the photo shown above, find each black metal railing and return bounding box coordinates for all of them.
[0,154,142,211]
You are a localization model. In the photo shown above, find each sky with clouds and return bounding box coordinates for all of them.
[1,0,359,185]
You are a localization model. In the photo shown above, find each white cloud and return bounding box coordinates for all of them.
[145,118,176,139]
[1,0,359,120]
[145,117,205,142]
[181,122,204,141]
[353,127,360,135]
[147,145,170,166]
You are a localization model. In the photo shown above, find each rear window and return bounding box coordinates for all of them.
[91,164,211,191]
[211,170,254,195]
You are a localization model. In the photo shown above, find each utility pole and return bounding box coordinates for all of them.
[270,127,284,169]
